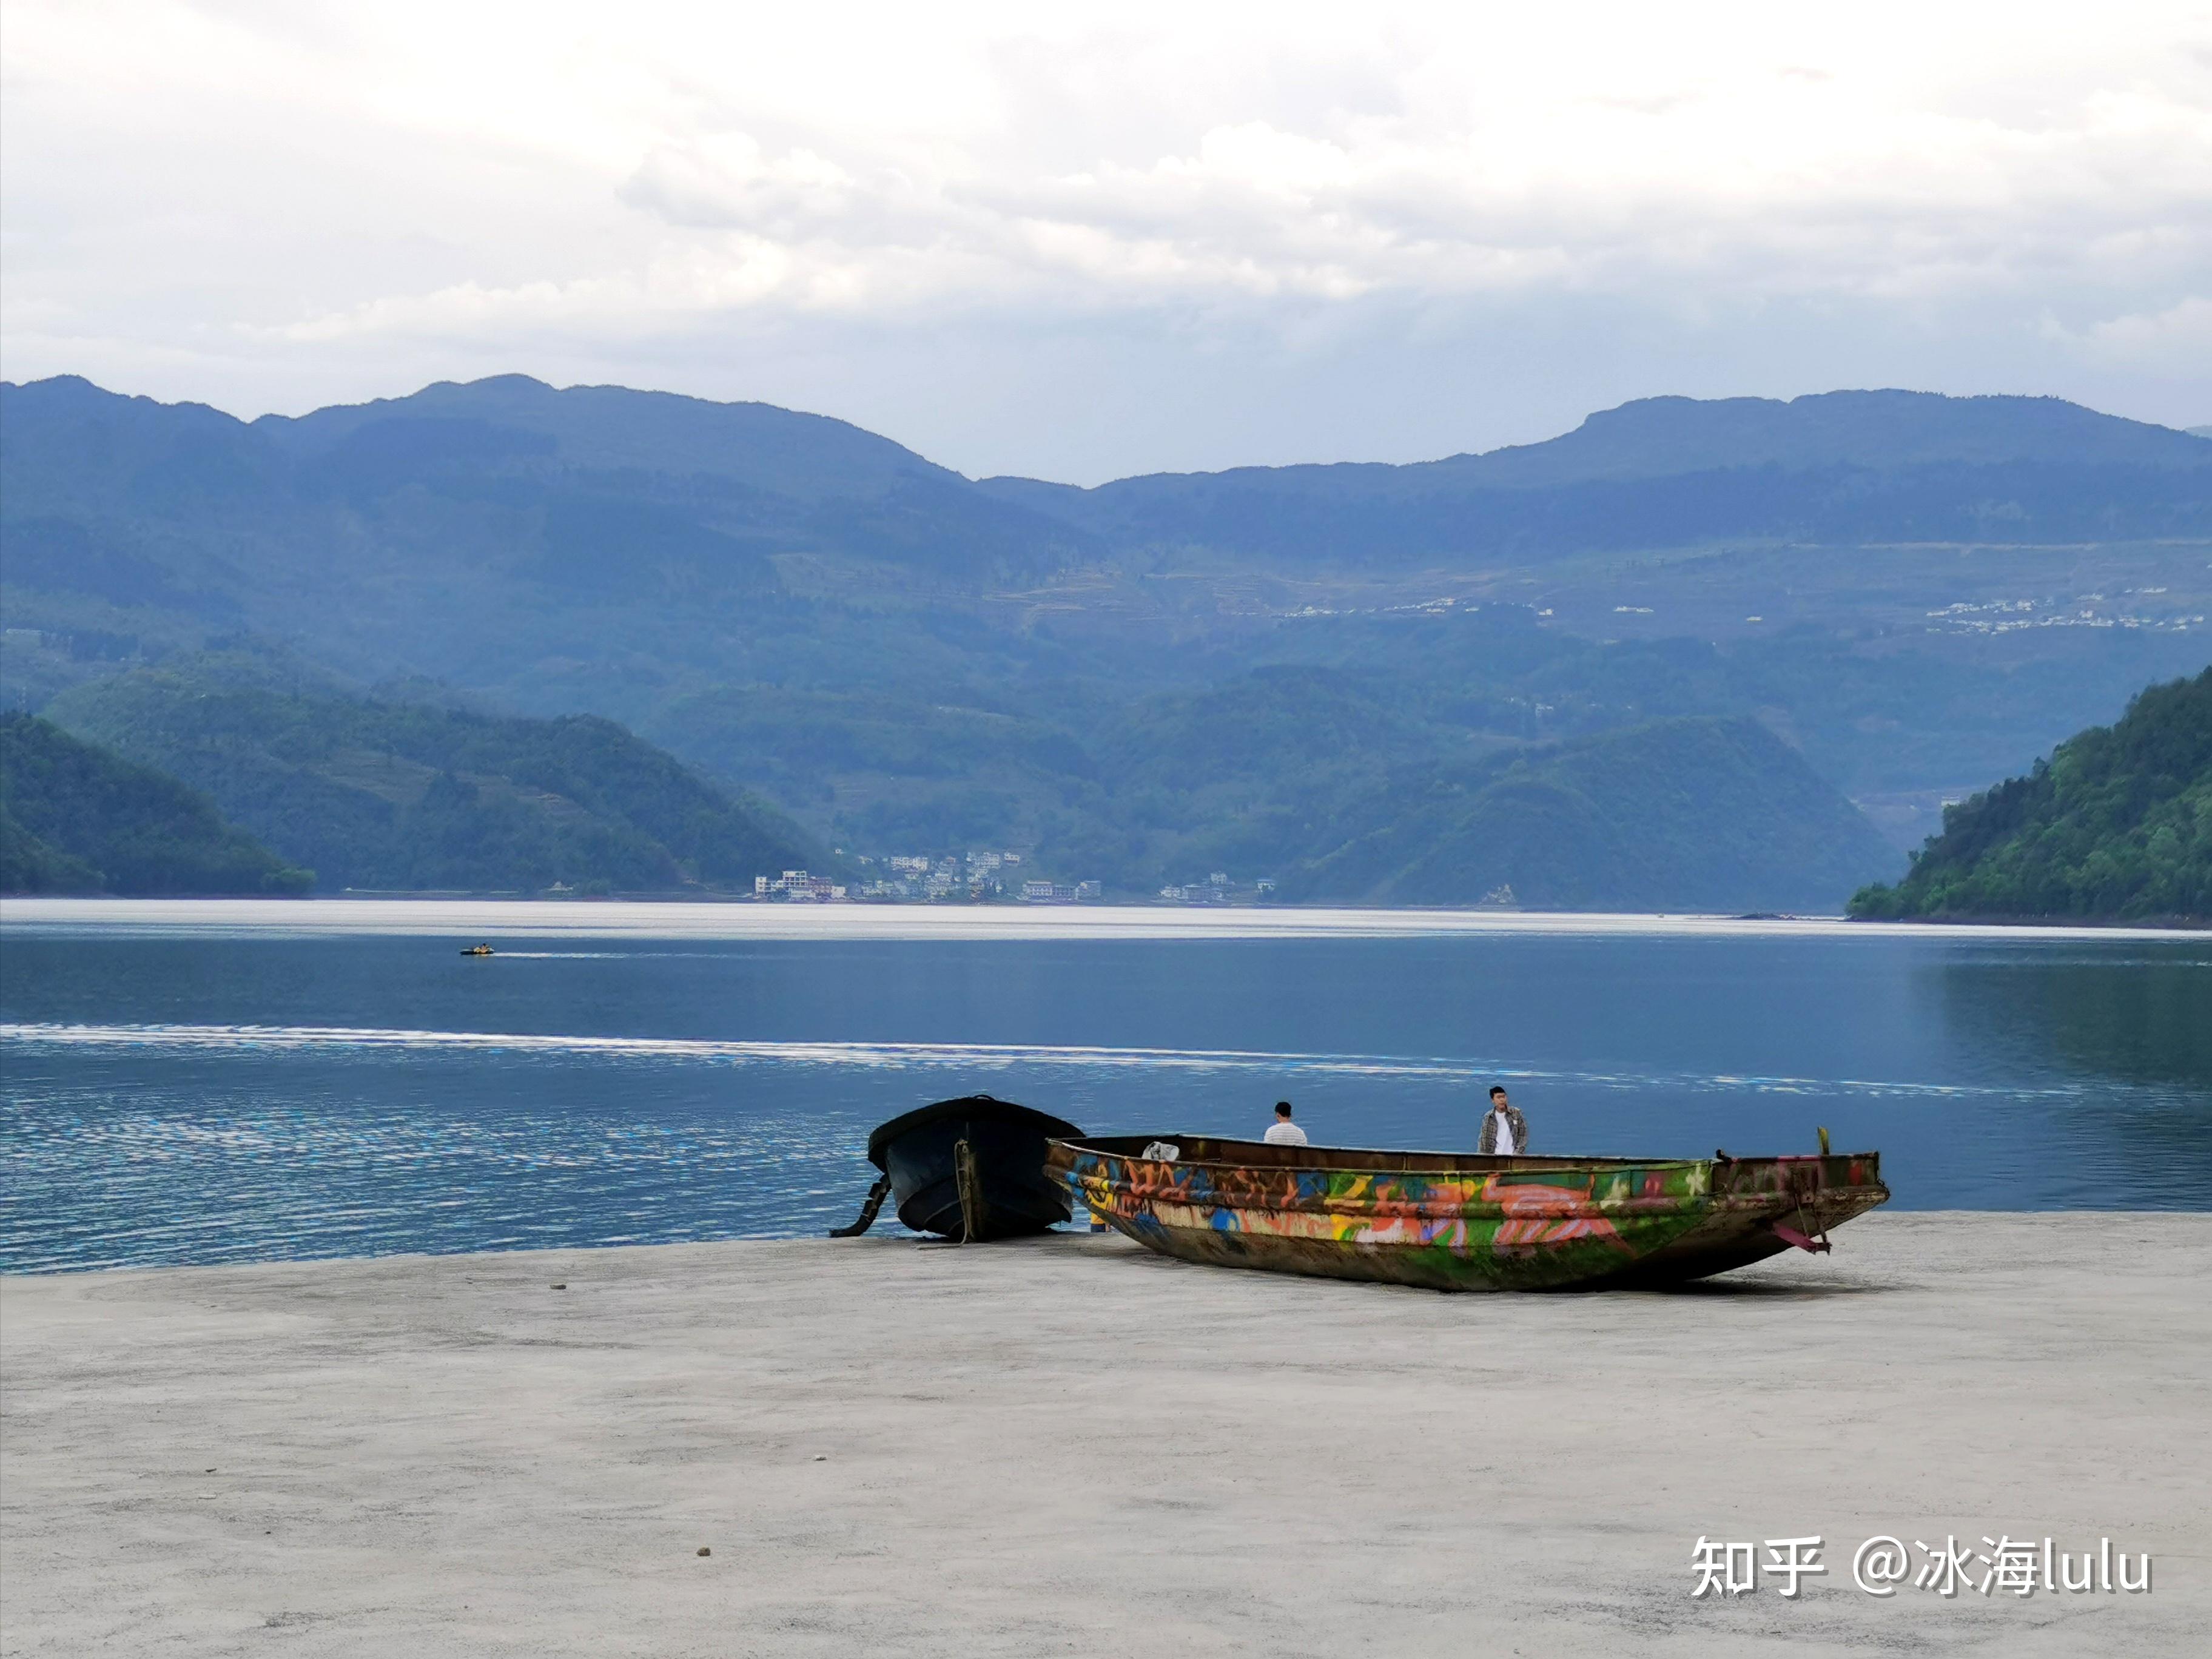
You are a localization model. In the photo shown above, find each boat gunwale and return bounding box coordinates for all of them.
[1115,1186,1889,1224]
[1113,1190,1888,1222]
[1049,1136,1887,1225]
[1051,1133,1881,1183]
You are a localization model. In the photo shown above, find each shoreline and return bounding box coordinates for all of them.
[5,1213,2207,1655]
[7,893,2210,941]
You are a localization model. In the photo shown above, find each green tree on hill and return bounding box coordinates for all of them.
[1851,667,2212,921]
[1285,715,1898,912]
[0,713,312,894]
[40,668,827,894]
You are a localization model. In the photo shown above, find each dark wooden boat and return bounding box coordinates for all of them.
[1046,1133,1888,1290]
[830,1095,1084,1242]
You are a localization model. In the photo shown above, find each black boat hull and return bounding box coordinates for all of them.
[865,1097,1083,1241]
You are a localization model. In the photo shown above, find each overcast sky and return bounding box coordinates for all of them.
[3,1,2208,482]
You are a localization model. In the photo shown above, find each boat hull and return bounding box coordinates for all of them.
[1047,1134,1888,1291]
[873,1097,1084,1241]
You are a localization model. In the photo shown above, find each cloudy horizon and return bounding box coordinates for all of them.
[4,1,2208,483]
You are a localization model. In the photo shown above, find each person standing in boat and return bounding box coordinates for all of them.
[1263,1101,1309,1146]
[1479,1085,1527,1156]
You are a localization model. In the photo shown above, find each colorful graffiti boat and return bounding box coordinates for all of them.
[1046,1134,1888,1290]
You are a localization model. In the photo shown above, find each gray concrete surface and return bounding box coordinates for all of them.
[2,1213,2206,1657]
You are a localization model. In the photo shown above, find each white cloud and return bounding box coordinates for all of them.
[2,0,2207,475]
[2053,295,2212,374]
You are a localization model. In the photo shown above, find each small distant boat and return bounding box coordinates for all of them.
[1046,1134,1888,1291]
[830,1095,1084,1242]
[460,944,495,956]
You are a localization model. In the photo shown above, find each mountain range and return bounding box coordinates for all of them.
[5,377,2205,675]
[4,372,2207,907]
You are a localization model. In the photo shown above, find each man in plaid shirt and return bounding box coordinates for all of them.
[1478,1085,1528,1156]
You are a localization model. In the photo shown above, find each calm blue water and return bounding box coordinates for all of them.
[3,903,2208,1271]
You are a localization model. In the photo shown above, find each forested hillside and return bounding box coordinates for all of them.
[42,668,824,894]
[1285,718,1895,912]
[0,714,310,894]
[1851,668,2212,921]
[638,616,2181,885]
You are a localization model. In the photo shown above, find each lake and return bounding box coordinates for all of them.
[3,900,2208,1273]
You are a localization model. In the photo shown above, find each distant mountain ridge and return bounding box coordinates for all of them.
[979,390,2212,565]
[0,372,1097,604]
[0,372,1115,721]
[1448,391,2212,483]
[7,378,2201,622]
[252,373,953,502]
[996,391,2212,496]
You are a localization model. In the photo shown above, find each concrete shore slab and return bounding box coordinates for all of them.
[2,1213,2207,1657]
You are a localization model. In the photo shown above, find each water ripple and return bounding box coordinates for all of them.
[0,1020,2089,1102]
